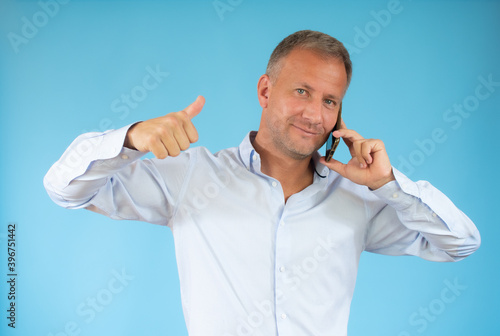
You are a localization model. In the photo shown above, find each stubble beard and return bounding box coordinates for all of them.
[268,119,327,161]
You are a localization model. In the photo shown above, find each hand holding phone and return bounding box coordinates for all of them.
[320,105,395,190]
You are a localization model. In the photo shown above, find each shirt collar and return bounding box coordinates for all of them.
[238,131,331,179]
[238,131,258,171]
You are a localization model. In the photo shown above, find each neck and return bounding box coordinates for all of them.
[252,132,315,202]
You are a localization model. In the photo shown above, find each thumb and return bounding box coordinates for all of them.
[319,157,347,178]
[184,95,205,119]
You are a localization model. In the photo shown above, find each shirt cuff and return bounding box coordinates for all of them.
[51,123,145,186]
[370,167,420,211]
[85,123,146,170]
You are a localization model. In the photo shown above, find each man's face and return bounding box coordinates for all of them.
[260,48,348,160]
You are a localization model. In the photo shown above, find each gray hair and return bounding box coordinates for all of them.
[266,30,352,89]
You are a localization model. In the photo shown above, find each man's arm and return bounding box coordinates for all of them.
[365,169,480,261]
[320,123,480,261]
[43,96,205,224]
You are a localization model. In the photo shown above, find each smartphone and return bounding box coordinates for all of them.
[325,103,342,162]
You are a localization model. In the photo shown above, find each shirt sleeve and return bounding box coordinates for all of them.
[43,124,193,226]
[364,168,480,262]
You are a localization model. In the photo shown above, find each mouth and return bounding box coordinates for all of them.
[291,124,322,137]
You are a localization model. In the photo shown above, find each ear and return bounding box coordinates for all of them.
[257,74,271,108]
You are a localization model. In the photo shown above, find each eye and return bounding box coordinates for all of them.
[324,99,336,107]
[296,88,306,95]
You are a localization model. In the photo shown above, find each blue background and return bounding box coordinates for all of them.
[1,0,499,335]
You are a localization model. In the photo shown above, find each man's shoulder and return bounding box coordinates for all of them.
[183,144,242,166]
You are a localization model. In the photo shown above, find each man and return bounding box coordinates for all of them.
[44,30,480,335]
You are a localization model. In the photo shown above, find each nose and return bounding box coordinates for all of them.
[301,98,323,124]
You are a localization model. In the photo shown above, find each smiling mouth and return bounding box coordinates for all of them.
[292,124,321,136]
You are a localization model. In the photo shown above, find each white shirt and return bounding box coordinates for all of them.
[44,125,480,336]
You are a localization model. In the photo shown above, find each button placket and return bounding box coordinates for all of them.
[275,209,293,332]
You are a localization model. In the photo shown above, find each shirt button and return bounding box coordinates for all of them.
[272,181,278,187]
[392,193,399,199]
[279,220,285,227]
[281,313,287,320]
[121,154,129,160]
[252,154,258,161]
[279,266,286,272]
[432,213,437,217]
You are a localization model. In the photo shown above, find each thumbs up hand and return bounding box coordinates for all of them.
[124,96,205,159]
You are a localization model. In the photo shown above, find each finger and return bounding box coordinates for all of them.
[366,139,387,162]
[360,141,374,165]
[333,128,364,142]
[183,95,205,119]
[172,125,191,151]
[162,133,181,157]
[352,140,367,168]
[337,118,353,151]
[149,137,169,159]
[334,128,364,157]
[183,118,199,143]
